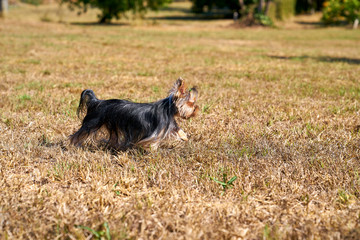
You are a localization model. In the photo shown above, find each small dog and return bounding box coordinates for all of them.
[70,78,199,150]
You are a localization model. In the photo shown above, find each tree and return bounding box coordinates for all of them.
[61,0,172,23]
[190,0,274,26]
[322,0,360,25]
[296,0,325,14]
[0,0,8,18]
[191,0,249,14]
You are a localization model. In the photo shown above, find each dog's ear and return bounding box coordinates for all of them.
[174,77,187,96]
[188,88,198,103]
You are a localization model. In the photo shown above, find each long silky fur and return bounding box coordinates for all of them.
[70,78,198,150]
[70,91,180,150]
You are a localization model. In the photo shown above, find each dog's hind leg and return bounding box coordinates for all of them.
[70,126,90,146]
[70,116,103,147]
[108,129,124,150]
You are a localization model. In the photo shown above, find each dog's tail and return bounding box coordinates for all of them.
[77,89,99,120]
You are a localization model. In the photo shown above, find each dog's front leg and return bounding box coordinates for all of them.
[176,128,188,141]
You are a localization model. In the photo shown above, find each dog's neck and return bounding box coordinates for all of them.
[168,94,173,106]
[166,94,176,117]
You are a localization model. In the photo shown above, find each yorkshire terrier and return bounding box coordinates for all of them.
[70,78,199,150]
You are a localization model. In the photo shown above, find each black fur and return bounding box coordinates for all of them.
[70,79,198,150]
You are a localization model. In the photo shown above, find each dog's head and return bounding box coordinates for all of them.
[170,77,199,119]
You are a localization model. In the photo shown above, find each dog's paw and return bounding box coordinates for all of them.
[177,129,188,141]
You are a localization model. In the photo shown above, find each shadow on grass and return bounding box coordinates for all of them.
[70,22,130,26]
[161,6,192,13]
[150,10,233,21]
[39,138,68,151]
[150,15,234,21]
[269,55,360,65]
[295,21,324,27]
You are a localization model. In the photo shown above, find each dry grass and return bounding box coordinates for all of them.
[1,2,360,239]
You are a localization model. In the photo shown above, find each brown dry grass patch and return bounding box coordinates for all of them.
[1,2,360,239]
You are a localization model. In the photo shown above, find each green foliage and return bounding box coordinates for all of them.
[210,169,237,194]
[18,94,31,101]
[342,0,360,23]
[254,13,273,26]
[268,0,296,20]
[76,222,111,239]
[322,0,360,24]
[61,0,172,23]
[21,0,43,6]
[190,0,276,26]
[337,189,350,205]
[322,0,345,23]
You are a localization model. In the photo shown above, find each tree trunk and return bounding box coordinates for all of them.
[0,0,9,18]
[258,0,264,14]
[238,0,244,10]
[99,16,108,24]
[353,18,359,29]
[264,0,271,16]
[238,0,245,16]
[99,11,111,24]
[308,0,314,14]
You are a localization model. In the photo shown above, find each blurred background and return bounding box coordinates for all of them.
[0,0,359,28]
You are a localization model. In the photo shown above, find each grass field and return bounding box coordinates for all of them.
[1,2,360,239]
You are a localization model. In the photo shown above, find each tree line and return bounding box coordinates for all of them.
[2,0,358,26]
